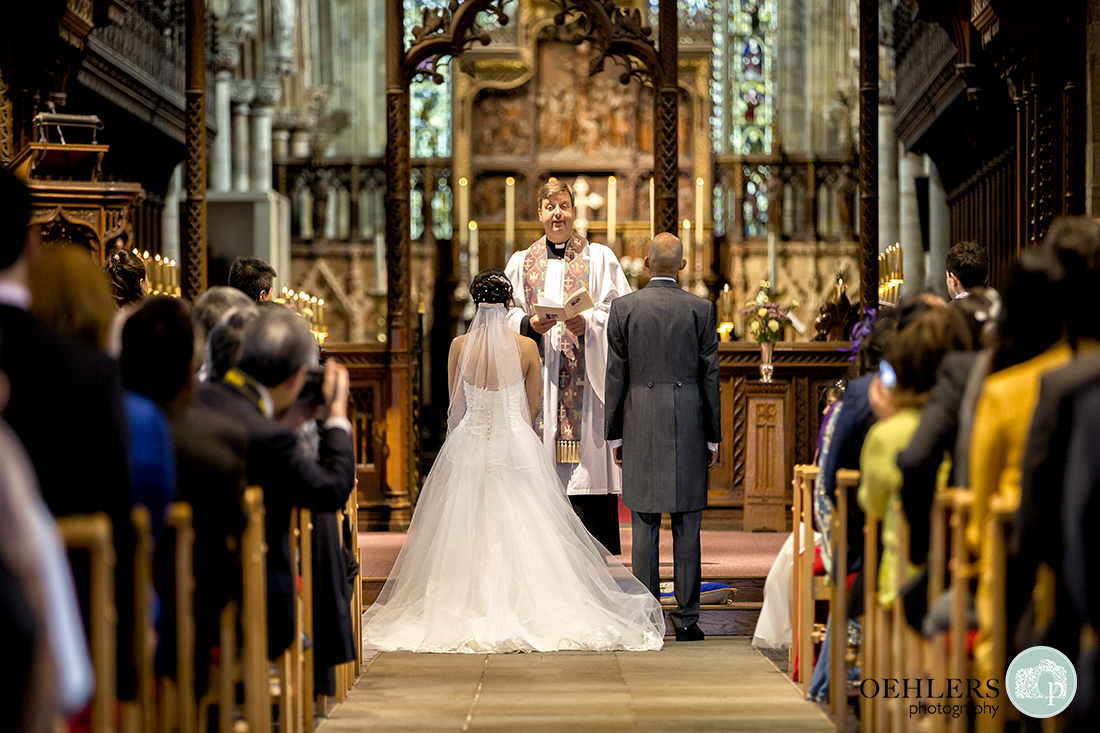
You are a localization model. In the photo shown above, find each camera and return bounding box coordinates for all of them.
[297,365,327,407]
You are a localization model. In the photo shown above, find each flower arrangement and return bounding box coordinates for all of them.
[741,281,796,344]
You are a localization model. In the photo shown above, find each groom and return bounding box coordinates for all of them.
[604,233,721,641]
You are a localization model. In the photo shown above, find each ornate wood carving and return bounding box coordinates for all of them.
[654,0,678,235]
[0,73,13,164]
[858,0,878,311]
[183,0,207,301]
[743,390,787,532]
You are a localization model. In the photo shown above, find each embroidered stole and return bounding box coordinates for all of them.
[522,234,591,464]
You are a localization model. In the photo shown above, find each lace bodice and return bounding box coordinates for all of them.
[458,381,531,438]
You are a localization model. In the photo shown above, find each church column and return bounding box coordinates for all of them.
[210,39,239,192]
[926,155,950,298]
[384,0,413,529]
[878,100,898,254]
[899,149,924,298]
[232,80,254,191]
[250,78,279,192]
[653,0,679,234]
[858,0,879,310]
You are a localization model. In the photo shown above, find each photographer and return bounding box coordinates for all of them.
[194,307,355,659]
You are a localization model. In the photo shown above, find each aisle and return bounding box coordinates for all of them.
[316,637,832,732]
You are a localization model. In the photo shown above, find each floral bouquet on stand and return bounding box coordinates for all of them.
[741,281,796,382]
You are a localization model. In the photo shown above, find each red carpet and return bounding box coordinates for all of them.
[358,527,786,579]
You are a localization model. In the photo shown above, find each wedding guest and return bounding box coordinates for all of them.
[945,240,989,300]
[193,308,354,659]
[505,180,632,553]
[0,166,136,698]
[229,255,278,302]
[192,286,258,381]
[103,247,149,309]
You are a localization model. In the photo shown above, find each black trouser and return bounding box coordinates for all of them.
[631,509,702,629]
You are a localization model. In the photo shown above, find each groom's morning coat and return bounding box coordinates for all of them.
[604,279,721,513]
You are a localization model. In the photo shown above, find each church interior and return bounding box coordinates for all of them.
[2,0,1099,730]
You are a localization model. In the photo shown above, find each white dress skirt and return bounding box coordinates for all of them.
[361,376,665,654]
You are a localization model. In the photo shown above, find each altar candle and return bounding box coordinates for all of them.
[317,298,325,329]
[681,219,692,283]
[607,176,617,247]
[469,220,479,277]
[458,177,469,246]
[767,231,778,290]
[505,177,516,258]
[648,177,655,240]
[695,176,705,267]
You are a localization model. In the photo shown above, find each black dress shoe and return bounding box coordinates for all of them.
[674,624,705,641]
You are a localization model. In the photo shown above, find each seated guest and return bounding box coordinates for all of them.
[945,240,990,300]
[103,248,149,309]
[968,242,1074,686]
[193,308,355,659]
[120,295,250,698]
[206,308,259,382]
[228,255,278,303]
[28,244,176,541]
[858,304,970,609]
[192,286,257,381]
[0,167,136,698]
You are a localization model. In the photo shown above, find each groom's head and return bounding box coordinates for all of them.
[645,233,686,279]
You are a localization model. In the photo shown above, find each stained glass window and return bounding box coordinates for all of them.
[432,173,454,240]
[715,0,775,156]
[404,0,452,159]
[743,164,770,237]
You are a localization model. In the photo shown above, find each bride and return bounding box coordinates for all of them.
[362,269,664,653]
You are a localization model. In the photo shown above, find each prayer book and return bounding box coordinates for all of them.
[533,287,594,322]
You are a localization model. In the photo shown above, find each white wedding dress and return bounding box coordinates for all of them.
[362,303,664,653]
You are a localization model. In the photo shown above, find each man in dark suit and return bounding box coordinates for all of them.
[193,307,355,659]
[0,166,136,696]
[605,232,721,641]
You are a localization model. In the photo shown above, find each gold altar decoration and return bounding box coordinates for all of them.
[878,243,903,305]
[278,287,329,344]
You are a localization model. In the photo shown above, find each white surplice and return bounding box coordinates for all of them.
[505,239,631,496]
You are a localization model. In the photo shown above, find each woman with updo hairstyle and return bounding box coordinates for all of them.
[469,267,513,306]
[103,247,149,309]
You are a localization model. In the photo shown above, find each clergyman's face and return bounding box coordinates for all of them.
[537,192,575,242]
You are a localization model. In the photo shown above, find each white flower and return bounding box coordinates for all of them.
[768,319,780,330]
[757,308,767,317]
[750,321,760,332]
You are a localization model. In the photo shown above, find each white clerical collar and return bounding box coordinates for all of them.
[0,281,32,310]
[649,277,678,283]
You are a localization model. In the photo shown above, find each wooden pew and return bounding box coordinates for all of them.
[861,487,885,733]
[976,495,1013,733]
[242,488,272,733]
[948,490,975,733]
[57,513,116,733]
[831,469,859,732]
[124,506,154,733]
[167,503,197,733]
[300,508,315,732]
[276,509,303,733]
[791,464,823,694]
[925,488,956,733]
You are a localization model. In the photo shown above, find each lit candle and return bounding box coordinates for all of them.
[458,177,469,247]
[310,296,318,327]
[607,176,617,248]
[505,176,516,259]
[695,176,705,272]
[468,220,479,277]
[767,230,777,290]
[682,219,692,283]
[649,177,655,240]
[317,298,325,330]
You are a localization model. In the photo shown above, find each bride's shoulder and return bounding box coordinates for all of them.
[514,332,539,359]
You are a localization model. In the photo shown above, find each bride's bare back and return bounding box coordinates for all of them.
[448,331,542,423]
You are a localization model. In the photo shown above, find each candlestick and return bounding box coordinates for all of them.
[317,298,325,331]
[649,177,655,240]
[469,220,479,277]
[458,177,469,247]
[505,176,516,259]
[607,176,617,247]
[695,176,705,275]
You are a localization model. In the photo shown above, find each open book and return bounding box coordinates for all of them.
[532,287,595,322]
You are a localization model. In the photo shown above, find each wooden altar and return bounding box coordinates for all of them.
[709,341,851,531]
